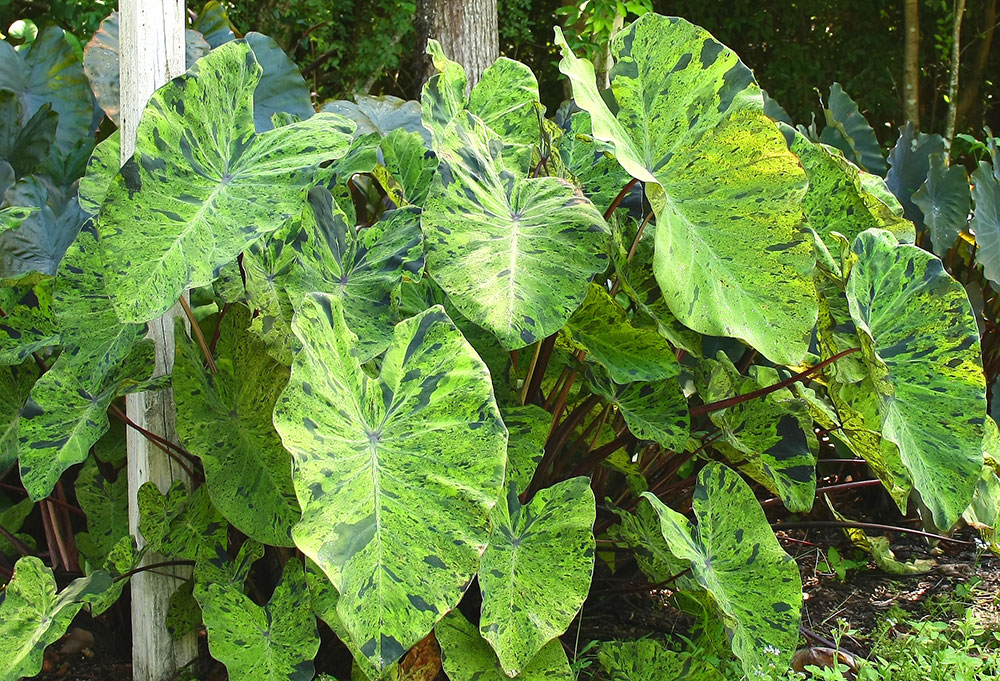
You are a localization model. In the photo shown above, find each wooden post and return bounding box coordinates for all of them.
[119,3,197,680]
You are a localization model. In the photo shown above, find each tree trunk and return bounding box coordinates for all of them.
[903,0,921,128]
[944,0,967,155]
[416,0,499,89]
[956,0,997,129]
[119,2,197,680]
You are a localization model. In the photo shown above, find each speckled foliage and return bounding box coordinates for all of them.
[587,366,690,452]
[598,639,726,681]
[0,556,111,681]
[272,293,507,672]
[479,478,596,675]
[642,463,802,676]
[846,228,987,529]
[422,113,609,349]
[174,305,299,547]
[97,40,355,324]
[436,610,573,681]
[199,559,319,681]
[556,15,817,365]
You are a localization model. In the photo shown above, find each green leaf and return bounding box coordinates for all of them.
[419,41,467,143]
[244,32,314,132]
[137,481,226,561]
[699,355,817,513]
[272,294,507,671]
[74,455,128,563]
[846,229,987,529]
[555,112,631,216]
[78,129,120,215]
[0,497,34,555]
[97,40,355,324]
[501,404,550,495]
[588,367,689,451]
[0,280,58,364]
[166,580,201,641]
[0,88,57,178]
[193,1,237,48]
[598,639,725,681]
[556,16,816,364]
[912,152,970,257]
[82,11,211,126]
[0,556,111,681]
[972,162,1000,287]
[479,478,595,675]
[436,610,573,681]
[0,26,93,159]
[323,95,429,145]
[198,559,319,681]
[377,129,437,206]
[174,305,298,546]
[607,499,692,585]
[0,362,39,473]
[423,113,609,349]
[641,462,802,676]
[885,123,945,229]
[1,177,88,281]
[468,58,541,145]
[818,83,886,176]
[565,283,678,383]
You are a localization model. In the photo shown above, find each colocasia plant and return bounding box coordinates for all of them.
[0,8,996,681]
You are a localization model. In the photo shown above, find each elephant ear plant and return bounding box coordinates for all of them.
[0,11,994,681]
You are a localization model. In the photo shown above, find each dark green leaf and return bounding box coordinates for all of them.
[913,152,970,257]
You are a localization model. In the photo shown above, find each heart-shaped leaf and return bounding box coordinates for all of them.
[818,83,886,176]
[0,556,111,681]
[273,293,507,671]
[422,113,609,349]
[885,123,946,229]
[913,152,970,257]
[641,462,802,676]
[972,162,1000,288]
[138,481,226,561]
[556,16,816,364]
[323,94,429,143]
[198,559,319,681]
[587,367,689,451]
[436,610,573,681]
[479,478,595,675]
[846,228,987,528]
[174,305,298,546]
[243,32,314,132]
[193,1,237,48]
[97,40,355,324]
[467,58,542,145]
[1,177,88,281]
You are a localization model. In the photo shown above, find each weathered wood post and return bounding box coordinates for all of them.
[119,2,198,679]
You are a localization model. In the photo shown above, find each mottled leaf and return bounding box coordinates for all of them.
[0,280,58,364]
[846,228,987,529]
[175,305,298,546]
[198,559,319,681]
[78,129,120,215]
[0,362,38,472]
[468,58,541,145]
[436,610,573,681]
[137,481,226,561]
[74,455,128,563]
[565,283,678,383]
[479,479,595,675]
[97,40,354,323]
[641,462,802,676]
[501,404,550,495]
[913,152,970,257]
[419,41,467,143]
[0,557,111,681]
[588,367,689,451]
[273,294,507,671]
[598,639,725,681]
[556,16,816,364]
[423,113,609,349]
[377,129,437,206]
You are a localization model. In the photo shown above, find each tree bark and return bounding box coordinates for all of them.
[944,0,967,155]
[120,2,197,680]
[903,0,921,128]
[956,0,997,129]
[416,0,499,89]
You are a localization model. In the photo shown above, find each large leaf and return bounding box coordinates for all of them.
[467,58,541,145]
[846,228,987,529]
[565,283,678,384]
[0,26,93,159]
[479,478,595,675]
[198,559,319,681]
[244,32,315,132]
[0,88,57,178]
[272,294,507,671]
[1,177,88,281]
[323,95,429,144]
[137,481,226,561]
[0,557,111,681]
[556,16,816,364]
[0,279,58,364]
[598,639,725,681]
[885,123,946,229]
[81,11,211,127]
[174,305,298,546]
[641,462,802,676]
[913,152,970,257]
[436,610,573,681]
[0,362,38,472]
[972,162,1000,287]
[377,129,437,206]
[422,113,609,349]
[74,455,128,564]
[587,367,689,451]
[699,355,817,512]
[97,40,354,324]
[193,1,237,48]
[555,111,631,215]
[501,404,550,495]
[818,83,886,176]
[78,129,120,215]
